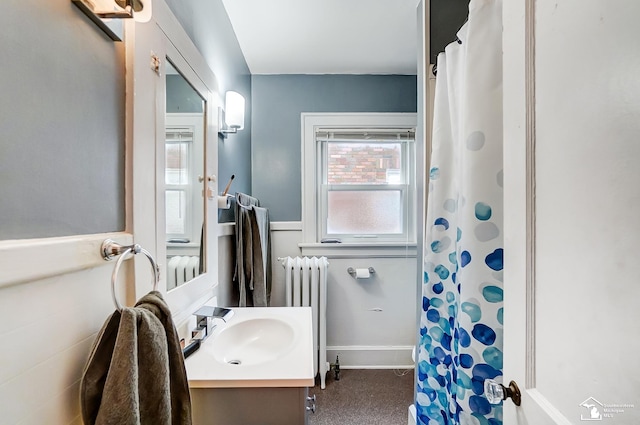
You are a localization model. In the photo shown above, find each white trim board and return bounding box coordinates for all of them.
[299,243,416,258]
[270,221,302,231]
[219,222,303,234]
[0,232,133,288]
[326,345,415,369]
[218,222,235,237]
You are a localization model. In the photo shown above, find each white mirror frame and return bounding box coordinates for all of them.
[126,0,220,327]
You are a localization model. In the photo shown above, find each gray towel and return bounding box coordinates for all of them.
[234,192,259,306]
[81,291,192,425]
[249,205,271,306]
[234,192,271,307]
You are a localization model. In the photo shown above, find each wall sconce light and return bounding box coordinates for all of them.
[71,0,152,42]
[219,91,245,138]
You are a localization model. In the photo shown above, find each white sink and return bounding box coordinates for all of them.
[211,317,295,366]
[185,307,314,388]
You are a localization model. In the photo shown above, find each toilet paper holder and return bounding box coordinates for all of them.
[347,267,376,278]
[217,194,234,210]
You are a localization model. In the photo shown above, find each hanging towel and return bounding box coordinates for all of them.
[249,205,271,306]
[81,291,192,425]
[234,192,271,307]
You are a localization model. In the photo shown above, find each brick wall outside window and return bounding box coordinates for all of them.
[327,143,401,184]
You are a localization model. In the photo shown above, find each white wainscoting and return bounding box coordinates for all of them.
[217,221,417,368]
[0,257,128,424]
[217,223,237,306]
[327,346,415,370]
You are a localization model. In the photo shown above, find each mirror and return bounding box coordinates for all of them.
[164,59,206,290]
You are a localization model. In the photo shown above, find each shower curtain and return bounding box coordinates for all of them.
[417,0,503,424]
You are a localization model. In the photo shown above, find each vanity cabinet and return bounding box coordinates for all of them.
[185,308,316,425]
[191,386,314,425]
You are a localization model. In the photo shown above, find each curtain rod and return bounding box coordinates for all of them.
[432,36,463,76]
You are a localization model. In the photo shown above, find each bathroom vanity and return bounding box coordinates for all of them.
[190,386,312,425]
[185,307,316,425]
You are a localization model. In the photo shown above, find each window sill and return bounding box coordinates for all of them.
[167,242,200,248]
[299,242,416,258]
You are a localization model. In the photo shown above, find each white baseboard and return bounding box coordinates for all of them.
[327,345,415,369]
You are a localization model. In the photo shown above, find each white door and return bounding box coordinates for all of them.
[503,0,640,423]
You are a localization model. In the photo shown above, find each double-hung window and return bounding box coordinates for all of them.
[303,113,417,245]
[165,127,194,241]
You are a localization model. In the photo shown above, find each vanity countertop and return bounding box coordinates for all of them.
[185,307,315,388]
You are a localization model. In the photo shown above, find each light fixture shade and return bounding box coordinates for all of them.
[71,0,152,41]
[74,0,151,19]
[225,91,245,130]
[130,0,152,23]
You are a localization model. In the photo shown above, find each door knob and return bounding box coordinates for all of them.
[484,379,521,406]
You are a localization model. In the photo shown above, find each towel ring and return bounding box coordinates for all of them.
[101,239,159,311]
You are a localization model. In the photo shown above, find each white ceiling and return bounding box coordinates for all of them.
[220,0,420,75]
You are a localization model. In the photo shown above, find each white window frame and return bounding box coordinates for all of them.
[165,128,194,241]
[302,113,417,246]
[165,114,205,249]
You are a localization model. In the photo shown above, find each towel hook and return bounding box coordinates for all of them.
[101,239,159,311]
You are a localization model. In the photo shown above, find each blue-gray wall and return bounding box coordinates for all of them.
[0,1,125,240]
[166,74,204,113]
[431,0,470,64]
[164,0,252,222]
[251,74,417,222]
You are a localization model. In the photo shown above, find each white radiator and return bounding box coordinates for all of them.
[280,256,330,389]
[167,255,200,290]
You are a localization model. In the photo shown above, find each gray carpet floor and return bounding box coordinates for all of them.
[308,369,414,425]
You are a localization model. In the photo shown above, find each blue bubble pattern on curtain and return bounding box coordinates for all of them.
[417,0,503,424]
